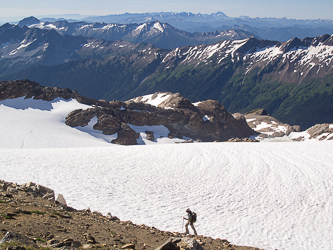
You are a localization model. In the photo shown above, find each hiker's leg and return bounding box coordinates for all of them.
[185,221,190,234]
[191,223,197,236]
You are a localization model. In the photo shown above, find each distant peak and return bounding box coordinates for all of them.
[214,11,228,17]
[18,16,40,27]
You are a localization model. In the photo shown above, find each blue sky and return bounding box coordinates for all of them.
[1,0,332,20]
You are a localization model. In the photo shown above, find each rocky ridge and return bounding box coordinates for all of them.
[20,17,256,50]
[0,180,262,250]
[0,80,255,145]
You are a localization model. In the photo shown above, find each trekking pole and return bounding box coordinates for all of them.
[182,217,184,234]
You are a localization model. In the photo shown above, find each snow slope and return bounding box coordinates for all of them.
[1,97,333,250]
[0,97,116,148]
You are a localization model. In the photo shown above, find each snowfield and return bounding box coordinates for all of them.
[1,97,333,250]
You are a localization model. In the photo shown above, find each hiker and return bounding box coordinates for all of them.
[183,208,197,235]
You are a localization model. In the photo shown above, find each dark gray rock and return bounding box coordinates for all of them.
[145,131,155,141]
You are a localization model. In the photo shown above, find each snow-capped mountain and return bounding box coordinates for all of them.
[16,16,256,49]
[1,21,332,129]
[160,35,333,84]
[0,23,158,76]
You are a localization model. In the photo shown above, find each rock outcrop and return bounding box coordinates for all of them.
[306,123,333,140]
[290,123,333,141]
[244,109,301,138]
[0,80,256,145]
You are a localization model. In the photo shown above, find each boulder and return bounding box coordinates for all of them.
[258,133,269,138]
[35,184,54,196]
[293,125,301,132]
[111,123,139,145]
[145,131,155,141]
[56,194,67,205]
[121,243,135,249]
[271,131,285,137]
[84,233,97,244]
[155,237,204,250]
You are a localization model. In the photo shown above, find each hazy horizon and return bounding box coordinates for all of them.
[1,0,332,22]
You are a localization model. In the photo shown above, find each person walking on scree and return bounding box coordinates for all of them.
[183,208,197,235]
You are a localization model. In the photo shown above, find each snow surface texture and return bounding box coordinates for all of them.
[1,97,333,250]
[1,143,333,250]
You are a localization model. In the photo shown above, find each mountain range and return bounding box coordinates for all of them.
[14,16,256,50]
[0,18,333,129]
[28,12,333,42]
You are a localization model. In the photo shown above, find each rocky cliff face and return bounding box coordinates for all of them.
[0,80,255,145]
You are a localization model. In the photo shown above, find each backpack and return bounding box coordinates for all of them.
[191,212,197,223]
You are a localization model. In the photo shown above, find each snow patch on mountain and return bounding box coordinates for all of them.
[153,22,164,32]
[246,46,283,63]
[101,23,123,30]
[254,121,288,135]
[128,124,186,144]
[30,22,68,32]
[162,39,251,65]
[288,43,333,67]
[130,93,172,107]
[133,23,147,36]
[9,38,37,56]
[77,24,92,31]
